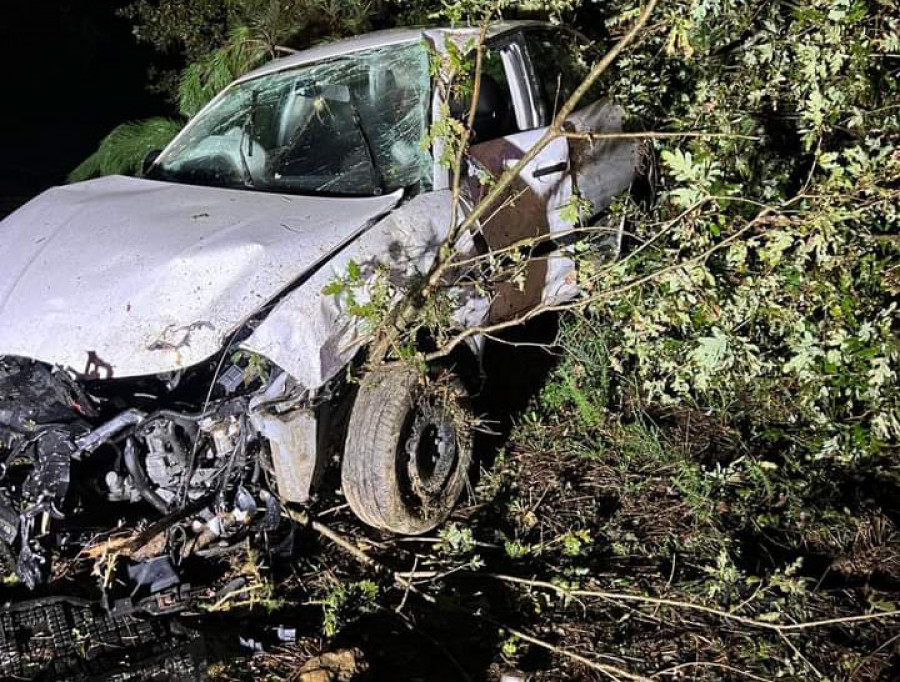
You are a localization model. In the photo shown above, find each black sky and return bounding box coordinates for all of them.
[0,0,166,210]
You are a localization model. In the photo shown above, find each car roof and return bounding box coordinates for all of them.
[238,20,552,83]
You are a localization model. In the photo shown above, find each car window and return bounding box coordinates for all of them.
[153,42,433,197]
[450,34,552,143]
[469,47,521,142]
[525,28,605,124]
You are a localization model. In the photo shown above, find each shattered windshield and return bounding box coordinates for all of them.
[152,42,433,197]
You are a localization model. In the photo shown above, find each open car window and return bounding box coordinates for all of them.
[450,37,546,144]
[153,41,433,197]
[524,28,606,125]
[470,47,521,142]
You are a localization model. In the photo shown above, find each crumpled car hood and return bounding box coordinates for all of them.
[0,175,400,378]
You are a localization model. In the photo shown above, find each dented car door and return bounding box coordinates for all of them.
[465,34,575,323]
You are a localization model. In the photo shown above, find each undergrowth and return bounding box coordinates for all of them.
[210,327,899,679]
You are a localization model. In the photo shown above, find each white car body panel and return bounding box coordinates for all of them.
[243,191,457,389]
[0,175,400,378]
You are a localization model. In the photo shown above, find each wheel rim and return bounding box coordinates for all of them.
[404,401,459,504]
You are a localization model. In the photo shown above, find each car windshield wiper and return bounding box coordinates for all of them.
[347,93,384,196]
[237,90,258,188]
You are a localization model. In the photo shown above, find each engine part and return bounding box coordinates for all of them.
[0,356,290,597]
[140,419,192,504]
[250,408,318,505]
[0,496,18,544]
[124,438,169,514]
[127,556,181,594]
[75,408,144,457]
[0,358,92,438]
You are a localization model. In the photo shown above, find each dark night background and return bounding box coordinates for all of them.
[0,0,165,218]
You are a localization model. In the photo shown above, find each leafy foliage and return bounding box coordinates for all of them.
[586,0,900,466]
[120,0,377,93]
[319,579,379,637]
[477,2,900,676]
[177,25,268,117]
[67,117,182,183]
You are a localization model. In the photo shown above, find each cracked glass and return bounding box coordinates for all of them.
[153,42,433,197]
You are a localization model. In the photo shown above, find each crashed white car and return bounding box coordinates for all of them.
[0,23,638,590]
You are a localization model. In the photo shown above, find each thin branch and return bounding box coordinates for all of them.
[447,2,497,238]
[651,661,774,681]
[599,205,777,296]
[368,4,497,363]
[485,619,653,682]
[592,197,712,276]
[425,201,785,360]
[371,0,660,362]
[310,519,434,604]
[448,223,621,271]
[310,518,646,681]
[778,630,825,680]
[443,0,661,268]
[564,130,761,142]
[481,573,900,634]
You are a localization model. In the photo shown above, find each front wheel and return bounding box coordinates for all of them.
[341,365,473,534]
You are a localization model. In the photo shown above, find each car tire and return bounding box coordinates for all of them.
[341,365,473,534]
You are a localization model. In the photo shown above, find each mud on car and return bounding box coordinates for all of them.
[0,22,638,606]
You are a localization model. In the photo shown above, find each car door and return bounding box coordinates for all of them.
[464,33,576,323]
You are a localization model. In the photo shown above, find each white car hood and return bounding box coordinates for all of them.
[0,176,400,378]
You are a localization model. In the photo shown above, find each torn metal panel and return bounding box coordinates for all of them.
[467,131,574,322]
[566,100,641,220]
[250,407,318,505]
[0,176,401,377]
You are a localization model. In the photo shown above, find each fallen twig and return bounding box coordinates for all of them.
[651,661,774,681]
[310,519,434,604]
[483,617,653,682]
[482,573,900,634]
[309,518,645,680]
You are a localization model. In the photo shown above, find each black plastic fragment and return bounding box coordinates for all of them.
[0,498,17,544]
[0,596,206,681]
[127,556,181,594]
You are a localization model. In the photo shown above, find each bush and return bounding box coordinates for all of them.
[578,0,900,466]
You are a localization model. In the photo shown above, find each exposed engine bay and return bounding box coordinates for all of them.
[0,351,323,615]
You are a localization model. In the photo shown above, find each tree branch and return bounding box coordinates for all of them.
[423,198,797,361]
[564,130,760,142]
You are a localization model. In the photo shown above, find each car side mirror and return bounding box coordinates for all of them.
[141,149,162,177]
